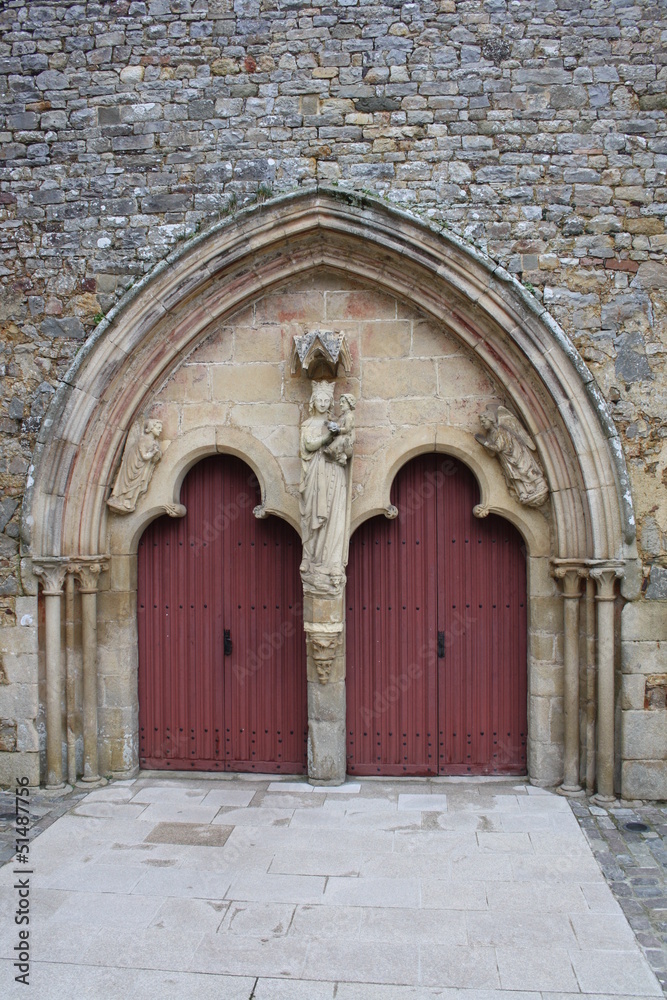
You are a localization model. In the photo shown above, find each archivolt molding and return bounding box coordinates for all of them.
[25,187,634,574]
[108,425,300,554]
[351,425,551,558]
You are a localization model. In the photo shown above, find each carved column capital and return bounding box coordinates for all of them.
[33,559,69,596]
[68,556,110,594]
[589,562,624,601]
[551,559,588,598]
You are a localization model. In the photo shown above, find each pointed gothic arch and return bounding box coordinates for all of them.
[25,188,637,795]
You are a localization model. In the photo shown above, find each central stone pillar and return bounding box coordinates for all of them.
[304,596,346,784]
[293,336,354,787]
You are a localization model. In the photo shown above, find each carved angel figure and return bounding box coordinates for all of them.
[475,405,549,507]
[107,418,163,514]
[299,382,351,596]
[324,393,356,466]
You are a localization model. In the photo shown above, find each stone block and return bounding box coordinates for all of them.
[191,327,234,363]
[97,590,135,624]
[230,403,299,431]
[326,289,397,322]
[0,621,38,656]
[233,326,284,363]
[161,364,209,402]
[98,643,138,680]
[622,639,666,675]
[622,601,667,642]
[411,320,459,357]
[210,364,282,403]
[359,320,411,358]
[41,317,85,339]
[528,597,562,635]
[255,290,325,325]
[0,652,38,684]
[622,710,667,760]
[646,566,667,600]
[181,402,229,433]
[109,555,137,594]
[622,759,667,800]
[528,661,563,698]
[363,359,436,399]
[0,750,40,788]
[438,355,494,398]
[621,674,646,711]
[0,719,17,751]
[308,718,346,784]
[0,682,38,719]
[388,397,447,426]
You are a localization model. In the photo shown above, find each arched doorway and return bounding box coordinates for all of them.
[137,454,307,773]
[346,454,527,776]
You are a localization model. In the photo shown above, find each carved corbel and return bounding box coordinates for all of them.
[162,503,187,519]
[304,622,343,684]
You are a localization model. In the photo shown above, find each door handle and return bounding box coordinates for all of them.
[224,629,232,656]
[437,631,445,659]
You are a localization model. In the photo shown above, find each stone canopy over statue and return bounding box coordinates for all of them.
[299,381,355,597]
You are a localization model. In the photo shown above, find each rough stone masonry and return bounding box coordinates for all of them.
[0,1,665,790]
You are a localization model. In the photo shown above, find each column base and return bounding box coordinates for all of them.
[557,783,586,798]
[76,776,107,789]
[43,783,71,795]
[591,792,617,807]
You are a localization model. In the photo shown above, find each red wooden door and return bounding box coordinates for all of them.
[138,455,307,773]
[346,454,527,776]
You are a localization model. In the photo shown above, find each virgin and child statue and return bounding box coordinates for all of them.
[299,382,355,596]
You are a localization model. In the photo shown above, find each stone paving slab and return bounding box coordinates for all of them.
[0,776,664,998]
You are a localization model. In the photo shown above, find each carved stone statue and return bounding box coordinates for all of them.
[299,382,354,596]
[107,418,163,514]
[475,405,549,507]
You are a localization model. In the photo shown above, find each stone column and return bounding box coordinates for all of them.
[33,560,69,789]
[304,595,346,785]
[64,571,78,786]
[70,559,108,784]
[590,562,624,803]
[551,561,586,796]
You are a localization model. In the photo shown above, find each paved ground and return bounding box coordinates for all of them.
[0,775,664,999]
[571,799,667,995]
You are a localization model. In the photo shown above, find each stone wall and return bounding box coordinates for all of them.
[0,0,665,792]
